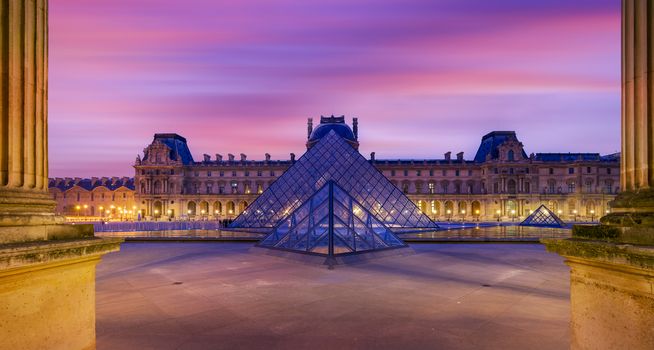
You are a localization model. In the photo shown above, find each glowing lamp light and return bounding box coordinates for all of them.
[475,210,480,215]
[461,210,466,214]
[201,209,206,214]
[214,210,219,214]
[187,210,192,214]
[83,204,88,209]
[154,210,159,214]
[496,210,501,215]
[446,209,451,214]
[75,205,81,210]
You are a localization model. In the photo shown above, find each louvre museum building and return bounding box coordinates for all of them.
[49,116,620,222]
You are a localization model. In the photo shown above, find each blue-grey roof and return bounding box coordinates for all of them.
[473,131,527,162]
[151,133,194,165]
[49,177,135,191]
[308,116,356,143]
[535,153,600,162]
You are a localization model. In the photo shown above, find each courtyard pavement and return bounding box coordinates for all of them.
[96,243,570,349]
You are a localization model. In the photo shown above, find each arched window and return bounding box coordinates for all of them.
[508,150,515,161]
[507,179,517,194]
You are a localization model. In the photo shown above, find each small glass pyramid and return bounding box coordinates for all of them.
[520,205,566,228]
[258,181,407,257]
[230,130,437,231]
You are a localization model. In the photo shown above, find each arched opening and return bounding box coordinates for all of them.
[471,201,481,217]
[417,200,427,213]
[153,180,161,194]
[458,201,467,215]
[507,179,517,194]
[430,200,440,217]
[506,200,517,217]
[187,201,196,216]
[153,201,162,218]
[227,201,235,216]
[199,201,209,215]
[238,201,248,213]
[213,201,222,216]
[444,201,454,216]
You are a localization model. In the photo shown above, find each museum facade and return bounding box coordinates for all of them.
[49,117,620,222]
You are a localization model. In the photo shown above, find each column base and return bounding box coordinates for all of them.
[0,237,123,350]
[542,238,654,350]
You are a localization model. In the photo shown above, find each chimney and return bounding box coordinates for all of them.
[240,153,247,162]
[265,153,271,162]
[456,152,464,162]
[216,154,223,162]
[203,154,211,162]
[370,152,375,162]
[290,153,296,163]
[444,152,451,162]
[307,118,313,139]
[228,153,235,162]
[353,117,358,139]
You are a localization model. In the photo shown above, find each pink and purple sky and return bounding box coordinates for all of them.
[49,0,621,177]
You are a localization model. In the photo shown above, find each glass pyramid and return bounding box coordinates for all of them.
[520,205,566,228]
[230,130,437,231]
[258,181,407,256]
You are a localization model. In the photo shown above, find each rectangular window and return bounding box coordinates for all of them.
[494,168,498,174]
[428,182,435,194]
[509,168,514,174]
[607,168,612,174]
[525,168,530,174]
[257,170,262,176]
[207,171,211,177]
[429,169,434,176]
[568,182,576,193]
[232,171,237,177]
[586,167,591,174]
[194,172,199,177]
[245,171,249,177]
[442,169,447,176]
[391,170,396,176]
[403,170,408,176]
[270,170,275,176]
[231,181,238,194]
[416,170,421,176]
[468,169,472,176]
[455,170,460,177]
[220,171,224,177]
[568,168,574,174]
[549,168,554,175]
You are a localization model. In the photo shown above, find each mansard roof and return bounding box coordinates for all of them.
[150,133,194,165]
[534,153,601,162]
[473,131,528,163]
[49,177,135,192]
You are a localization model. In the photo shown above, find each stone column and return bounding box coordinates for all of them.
[543,3,654,350]
[602,0,654,244]
[0,0,64,242]
[0,2,122,349]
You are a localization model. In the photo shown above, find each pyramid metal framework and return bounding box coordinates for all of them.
[230,130,437,231]
[520,205,566,228]
[258,181,407,256]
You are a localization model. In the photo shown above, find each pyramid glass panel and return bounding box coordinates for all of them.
[231,130,437,231]
[257,181,407,256]
[520,205,566,228]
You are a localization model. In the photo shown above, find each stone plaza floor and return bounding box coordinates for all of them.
[96,242,570,349]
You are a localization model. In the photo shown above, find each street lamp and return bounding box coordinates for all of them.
[461,209,466,222]
[573,209,578,222]
[496,209,501,222]
[446,209,452,221]
[510,209,516,222]
[475,209,480,222]
[75,205,81,217]
[99,206,104,218]
[590,209,595,222]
